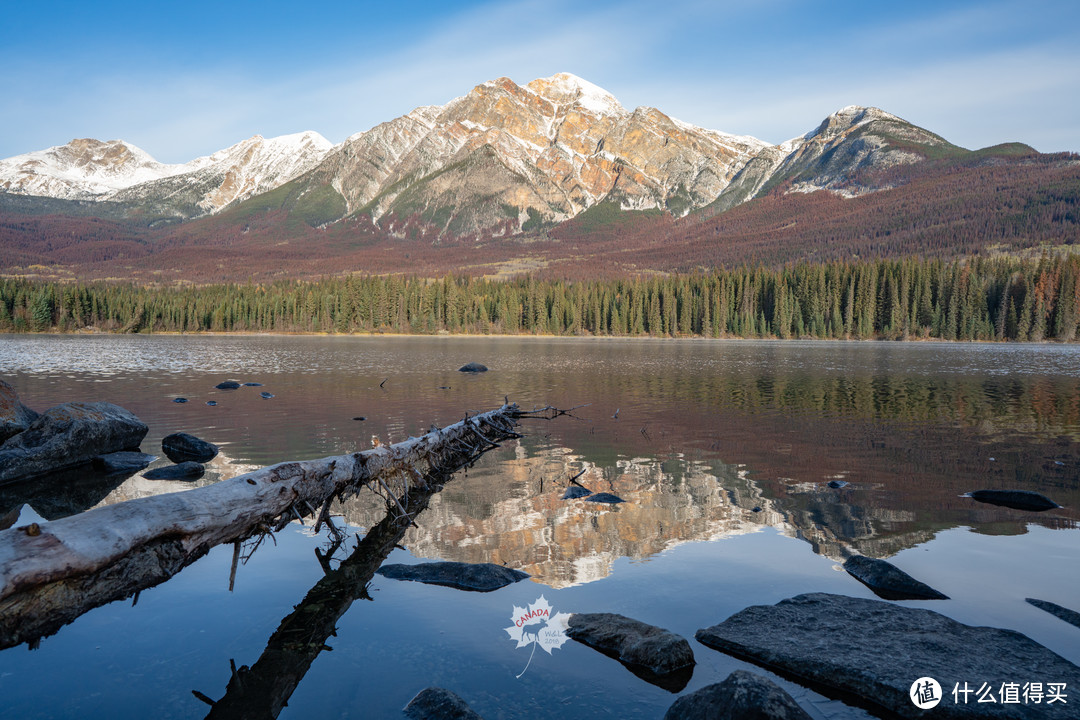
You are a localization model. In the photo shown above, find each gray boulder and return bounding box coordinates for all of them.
[92,451,156,475]
[376,562,528,592]
[0,381,38,444]
[663,670,812,720]
[403,687,483,720]
[162,432,219,464]
[0,402,148,485]
[457,362,488,373]
[567,613,695,677]
[968,490,1060,512]
[1026,598,1080,630]
[143,462,204,480]
[696,593,1080,719]
[842,555,948,600]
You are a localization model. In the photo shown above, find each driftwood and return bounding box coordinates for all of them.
[0,403,528,649]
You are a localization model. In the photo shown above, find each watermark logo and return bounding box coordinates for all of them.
[504,595,570,677]
[910,677,942,709]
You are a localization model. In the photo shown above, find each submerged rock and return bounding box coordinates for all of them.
[562,485,593,499]
[206,401,218,406]
[457,362,488,373]
[162,432,219,464]
[0,402,148,485]
[1026,598,1080,630]
[968,489,1060,512]
[696,593,1080,719]
[260,392,275,399]
[92,451,156,475]
[242,382,263,387]
[143,462,204,480]
[663,670,812,720]
[842,555,948,600]
[584,492,624,504]
[567,612,695,679]
[403,687,483,720]
[377,561,528,592]
[215,381,242,390]
[173,397,188,404]
[0,380,38,444]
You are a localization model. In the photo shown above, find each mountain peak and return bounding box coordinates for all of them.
[525,72,624,115]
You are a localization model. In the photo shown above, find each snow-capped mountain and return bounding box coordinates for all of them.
[0,131,332,218]
[0,73,959,237]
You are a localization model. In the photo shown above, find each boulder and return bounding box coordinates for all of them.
[242,382,263,387]
[215,381,241,390]
[842,555,948,600]
[0,380,38,444]
[696,593,1080,719]
[92,451,157,475]
[826,480,848,489]
[663,670,812,720]
[173,397,188,404]
[585,492,624,504]
[376,561,528,592]
[968,490,1060,512]
[562,486,593,499]
[567,613,695,678]
[1026,598,1080,630]
[259,392,274,399]
[143,462,204,480]
[162,432,219,464]
[457,362,488,373]
[0,402,148,485]
[403,687,483,720]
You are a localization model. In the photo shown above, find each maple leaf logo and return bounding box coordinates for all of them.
[504,595,571,677]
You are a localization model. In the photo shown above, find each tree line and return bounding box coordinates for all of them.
[3,254,1080,342]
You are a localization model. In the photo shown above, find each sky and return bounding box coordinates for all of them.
[2,0,1078,163]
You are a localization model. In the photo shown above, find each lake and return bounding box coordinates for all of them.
[1,334,1078,719]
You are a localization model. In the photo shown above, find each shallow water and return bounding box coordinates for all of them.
[1,335,1078,719]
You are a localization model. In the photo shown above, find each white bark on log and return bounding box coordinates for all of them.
[0,403,521,648]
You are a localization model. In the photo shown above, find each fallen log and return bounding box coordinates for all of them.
[0,403,525,649]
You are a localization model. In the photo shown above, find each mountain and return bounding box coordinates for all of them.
[0,131,332,223]
[1,72,1077,282]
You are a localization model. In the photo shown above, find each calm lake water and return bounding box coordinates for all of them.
[1,335,1079,719]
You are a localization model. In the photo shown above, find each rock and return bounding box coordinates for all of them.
[353,416,366,421]
[92,451,156,475]
[376,561,528,592]
[842,555,948,600]
[215,381,242,390]
[403,687,483,720]
[562,486,593,499]
[173,397,188,403]
[663,670,812,720]
[567,613,695,678]
[0,402,148,485]
[968,489,1060,512]
[259,392,274,399]
[696,593,1080,719]
[1026,598,1080,630]
[751,506,762,513]
[457,362,488,373]
[206,401,218,406]
[242,382,263,387]
[162,432,219,464]
[584,492,624,504]
[826,480,848,489]
[0,380,38,444]
[143,462,204,480]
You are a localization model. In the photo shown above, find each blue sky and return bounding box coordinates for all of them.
[2,0,1078,162]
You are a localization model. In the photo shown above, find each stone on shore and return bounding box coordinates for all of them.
[143,462,205,480]
[92,451,157,475]
[403,687,483,720]
[457,362,488,373]
[567,613,695,677]
[968,489,1060,512]
[162,432,219,464]
[0,402,148,485]
[842,555,948,600]
[663,670,812,720]
[1026,598,1080,630]
[0,380,38,444]
[695,593,1080,719]
[376,562,529,592]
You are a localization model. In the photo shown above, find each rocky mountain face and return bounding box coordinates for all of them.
[0,73,979,238]
[0,132,332,221]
